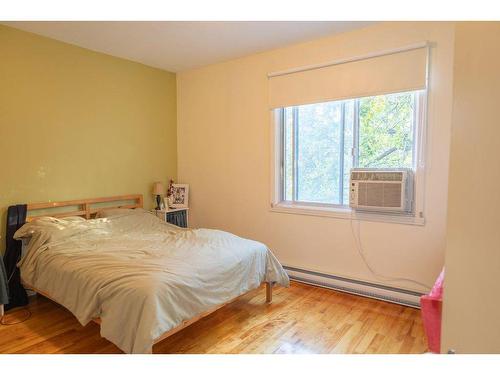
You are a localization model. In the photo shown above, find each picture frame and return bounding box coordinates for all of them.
[169,184,189,208]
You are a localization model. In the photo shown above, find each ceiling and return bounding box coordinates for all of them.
[3,21,373,72]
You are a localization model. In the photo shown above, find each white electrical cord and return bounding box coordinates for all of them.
[349,212,432,290]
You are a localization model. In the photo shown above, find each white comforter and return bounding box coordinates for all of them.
[15,212,289,353]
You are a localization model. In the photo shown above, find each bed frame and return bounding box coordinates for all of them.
[25,194,144,222]
[21,194,273,351]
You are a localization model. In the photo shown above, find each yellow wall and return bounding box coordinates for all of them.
[177,22,455,292]
[0,25,177,252]
[441,22,500,353]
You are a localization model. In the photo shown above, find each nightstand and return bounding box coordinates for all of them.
[153,208,189,228]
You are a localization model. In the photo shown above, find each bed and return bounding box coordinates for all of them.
[14,194,289,353]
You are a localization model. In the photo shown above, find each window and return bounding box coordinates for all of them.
[278,90,421,208]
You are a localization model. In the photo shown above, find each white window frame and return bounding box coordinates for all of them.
[270,91,428,226]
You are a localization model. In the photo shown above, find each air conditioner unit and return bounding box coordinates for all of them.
[349,168,413,213]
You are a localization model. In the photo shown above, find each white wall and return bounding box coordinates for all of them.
[441,22,500,353]
[177,22,455,292]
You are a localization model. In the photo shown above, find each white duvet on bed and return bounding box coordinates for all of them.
[14,212,289,353]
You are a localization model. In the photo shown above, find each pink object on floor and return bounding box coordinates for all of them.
[420,268,444,353]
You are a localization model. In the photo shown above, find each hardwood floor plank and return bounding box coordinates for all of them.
[0,281,428,354]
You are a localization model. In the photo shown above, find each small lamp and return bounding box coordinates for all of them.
[152,182,164,210]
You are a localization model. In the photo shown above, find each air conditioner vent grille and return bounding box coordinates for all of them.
[351,171,404,182]
[358,182,402,208]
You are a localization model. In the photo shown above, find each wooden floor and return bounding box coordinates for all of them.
[0,281,427,354]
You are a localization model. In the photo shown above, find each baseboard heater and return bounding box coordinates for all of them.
[284,265,423,308]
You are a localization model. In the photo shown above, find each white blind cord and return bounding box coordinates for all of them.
[349,213,432,290]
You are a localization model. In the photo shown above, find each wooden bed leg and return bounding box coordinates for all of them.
[265,282,273,303]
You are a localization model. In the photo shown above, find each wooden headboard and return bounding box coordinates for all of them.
[26,194,144,222]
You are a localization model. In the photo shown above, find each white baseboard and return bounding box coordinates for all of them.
[284,266,423,308]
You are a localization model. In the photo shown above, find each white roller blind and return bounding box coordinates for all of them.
[268,45,428,109]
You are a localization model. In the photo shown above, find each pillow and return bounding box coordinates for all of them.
[16,216,86,241]
[94,208,146,219]
[14,216,87,244]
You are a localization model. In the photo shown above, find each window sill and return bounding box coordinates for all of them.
[269,202,425,226]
